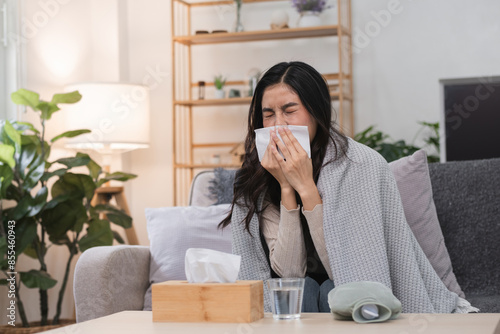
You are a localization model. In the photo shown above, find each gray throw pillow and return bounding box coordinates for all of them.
[389,149,465,298]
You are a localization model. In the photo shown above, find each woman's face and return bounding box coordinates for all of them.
[261,84,318,141]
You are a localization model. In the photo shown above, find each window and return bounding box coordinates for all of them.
[0,0,21,121]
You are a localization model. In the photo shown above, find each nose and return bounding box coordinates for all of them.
[274,112,287,127]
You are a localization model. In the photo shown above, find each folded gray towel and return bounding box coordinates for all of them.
[328,281,402,323]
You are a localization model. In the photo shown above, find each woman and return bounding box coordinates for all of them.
[220,61,471,314]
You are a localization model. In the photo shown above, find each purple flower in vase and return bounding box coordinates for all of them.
[291,0,329,13]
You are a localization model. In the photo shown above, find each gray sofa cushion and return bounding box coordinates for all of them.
[428,157,500,312]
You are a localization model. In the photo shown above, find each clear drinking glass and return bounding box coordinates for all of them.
[267,278,305,320]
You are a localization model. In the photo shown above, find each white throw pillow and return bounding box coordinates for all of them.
[143,204,232,310]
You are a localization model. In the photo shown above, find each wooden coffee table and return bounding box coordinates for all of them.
[41,311,500,333]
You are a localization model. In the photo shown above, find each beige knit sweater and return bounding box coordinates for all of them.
[260,202,333,280]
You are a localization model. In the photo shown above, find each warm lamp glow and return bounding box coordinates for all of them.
[64,82,150,154]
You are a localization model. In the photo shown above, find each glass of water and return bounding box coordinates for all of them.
[267,278,305,320]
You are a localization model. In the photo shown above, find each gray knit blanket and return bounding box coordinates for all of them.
[232,138,469,313]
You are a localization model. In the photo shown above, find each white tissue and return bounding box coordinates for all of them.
[254,125,311,162]
[184,248,241,283]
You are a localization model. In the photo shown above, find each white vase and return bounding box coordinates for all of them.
[298,11,322,28]
[214,89,225,99]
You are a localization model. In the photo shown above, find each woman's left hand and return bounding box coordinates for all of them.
[270,127,315,197]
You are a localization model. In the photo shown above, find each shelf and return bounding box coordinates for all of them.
[174,25,342,45]
[185,0,285,7]
[192,142,240,148]
[175,163,241,169]
[174,92,345,106]
[175,97,252,106]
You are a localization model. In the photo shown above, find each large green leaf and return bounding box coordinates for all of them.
[0,144,15,168]
[22,243,39,260]
[10,195,32,220]
[11,89,40,109]
[12,218,37,256]
[21,134,39,146]
[44,194,72,210]
[97,172,137,187]
[51,90,82,104]
[51,129,90,143]
[112,230,125,244]
[106,213,132,229]
[3,120,21,153]
[37,101,60,121]
[26,186,48,217]
[86,159,102,180]
[51,173,96,201]
[94,204,132,228]
[0,165,14,198]
[40,168,67,182]
[15,122,40,134]
[54,154,91,169]
[22,160,45,191]
[18,143,37,179]
[78,219,113,252]
[48,233,71,246]
[41,199,87,239]
[20,270,57,290]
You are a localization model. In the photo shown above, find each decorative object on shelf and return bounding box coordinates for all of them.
[195,30,209,34]
[212,30,228,34]
[298,10,322,27]
[1,88,136,329]
[292,0,331,27]
[247,68,261,97]
[228,89,241,98]
[198,81,206,100]
[233,0,244,32]
[214,75,226,99]
[230,142,245,165]
[270,10,289,29]
[210,154,221,164]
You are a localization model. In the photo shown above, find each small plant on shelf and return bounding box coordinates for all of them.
[214,75,227,99]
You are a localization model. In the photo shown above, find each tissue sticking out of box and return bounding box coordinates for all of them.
[185,248,241,283]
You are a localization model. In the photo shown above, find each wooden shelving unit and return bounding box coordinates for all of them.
[172,0,353,205]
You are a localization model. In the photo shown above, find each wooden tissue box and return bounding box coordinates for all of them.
[152,280,264,323]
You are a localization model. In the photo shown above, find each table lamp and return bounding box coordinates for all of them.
[63,82,150,176]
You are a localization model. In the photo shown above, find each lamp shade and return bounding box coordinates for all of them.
[64,82,150,154]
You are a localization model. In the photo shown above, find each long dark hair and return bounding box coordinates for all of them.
[219,61,348,232]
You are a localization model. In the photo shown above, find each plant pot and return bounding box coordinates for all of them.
[214,89,225,99]
[298,11,322,28]
[0,319,76,334]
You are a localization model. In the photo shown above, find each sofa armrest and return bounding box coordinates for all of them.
[74,245,150,322]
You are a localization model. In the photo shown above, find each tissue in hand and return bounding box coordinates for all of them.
[185,248,241,283]
[254,125,311,162]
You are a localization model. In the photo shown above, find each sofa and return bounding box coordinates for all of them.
[73,156,500,323]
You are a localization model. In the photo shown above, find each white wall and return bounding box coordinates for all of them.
[2,0,500,326]
[352,0,500,146]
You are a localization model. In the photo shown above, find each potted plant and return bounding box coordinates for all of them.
[354,121,440,163]
[214,75,226,99]
[291,0,330,27]
[0,88,135,330]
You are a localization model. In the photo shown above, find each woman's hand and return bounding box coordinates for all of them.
[270,127,314,195]
[261,129,292,191]
[269,127,322,210]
